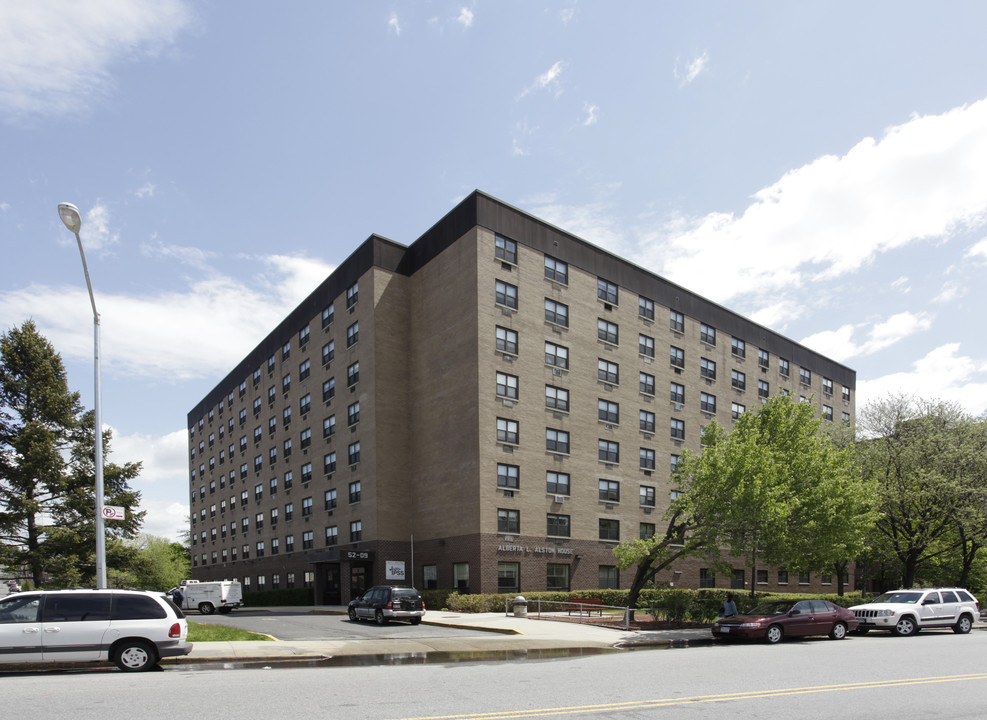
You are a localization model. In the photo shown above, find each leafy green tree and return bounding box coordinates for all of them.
[615,395,867,604]
[858,395,987,589]
[112,534,190,591]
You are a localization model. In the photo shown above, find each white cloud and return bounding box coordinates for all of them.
[0,0,192,120]
[932,280,962,304]
[890,276,910,292]
[675,51,709,87]
[135,183,155,199]
[582,103,599,126]
[0,253,335,381]
[629,98,987,313]
[457,7,474,28]
[80,202,120,252]
[800,311,933,362]
[560,7,576,24]
[966,236,987,261]
[518,61,565,100]
[388,12,401,36]
[857,343,987,415]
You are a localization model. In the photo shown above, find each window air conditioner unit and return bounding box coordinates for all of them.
[553,368,563,376]
[553,495,565,503]
[604,423,614,430]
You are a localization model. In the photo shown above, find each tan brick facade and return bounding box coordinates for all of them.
[187,192,855,602]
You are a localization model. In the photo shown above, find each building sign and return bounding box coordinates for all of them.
[101,506,126,521]
[346,550,375,561]
[385,561,406,581]
[497,545,573,555]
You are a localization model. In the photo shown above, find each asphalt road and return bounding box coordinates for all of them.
[188,607,482,640]
[5,629,987,719]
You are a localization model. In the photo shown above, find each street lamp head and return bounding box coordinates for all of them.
[58,202,82,234]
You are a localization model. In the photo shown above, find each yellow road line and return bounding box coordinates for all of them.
[389,673,987,720]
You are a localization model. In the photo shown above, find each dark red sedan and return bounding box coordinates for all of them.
[712,599,859,643]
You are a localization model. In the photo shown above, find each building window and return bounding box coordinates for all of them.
[498,563,520,593]
[670,382,685,404]
[545,385,569,412]
[700,357,716,380]
[283,407,292,426]
[598,439,619,463]
[347,401,360,426]
[640,448,655,470]
[779,358,790,377]
[599,518,620,541]
[496,372,519,400]
[322,341,334,365]
[669,310,685,333]
[423,565,438,590]
[599,479,620,502]
[670,345,685,368]
[346,282,358,309]
[640,485,656,506]
[700,392,716,414]
[300,394,311,415]
[638,296,654,320]
[322,303,334,328]
[544,256,568,283]
[544,299,568,327]
[731,337,745,359]
[495,280,518,309]
[348,441,361,465]
[757,569,769,585]
[597,319,619,344]
[346,321,359,348]
[778,569,789,585]
[547,513,570,537]
[822,377,834,395]
[285,535,294,552]
[267,355,276,373]
[671,418,685,440]
[546,563,570,591]
[323,415,336,438]
[325,526,337,546]
[800,367,811,385]
[323,378,335,402]
[731,402,746,420]
[598,399,619,423]
[639,372,655,396]
[545,341,569,369]
[597,278,618,304]
[324,452,336,475]
[639,334,655,358]
[302,496,313,517]
[253,398,262,415]
[298,429,310,450]
[299,359,311,382]
[495,235,517,264]
[282,342,291,361]
[731,569,745,590]
[546,428,570,454]
[284,470,293,489]
[598,359,619,384]
[255,541,265,558]
[731,370,746,391]
[497,463,519,489]
[496,326,518,355]
[349,481,361,504]
[758,349,770,368]
[498,508,520,534]
[301,462,312,482]
[497,418,519,445]
[699,569,716,588]
[453,563,469,592]
[758,380,769,399]
[640,523,656,539]
[700,323,716,345]
[302,531,314,550]
[546,471,569,495]
[349,521,362,542]
[823,405,834,421]
[347,362,359,387]
[639,410,655,432]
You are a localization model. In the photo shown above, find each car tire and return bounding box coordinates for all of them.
[829,622,848,640]
[113,640,158,672]
[410,616,421,625]
[953,614,973,634]
[765,624,784,644]
[348,607,358,622]
[853,627,870,635]
[892,616,917,636]
[375,610,387,625]
[217,607,232,615]
[198,602,215,615]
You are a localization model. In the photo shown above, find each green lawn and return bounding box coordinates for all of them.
[186,621,274,642]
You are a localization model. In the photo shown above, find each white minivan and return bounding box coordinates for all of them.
[0,589,192,671]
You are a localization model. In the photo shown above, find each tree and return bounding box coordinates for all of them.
[858,395,987,589]
[615,394,868,604]
[111,534,190,591]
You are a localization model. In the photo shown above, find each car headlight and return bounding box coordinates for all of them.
[737,622,760,628]
[878,609,894,617]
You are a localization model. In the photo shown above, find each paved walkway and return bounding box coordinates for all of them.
[172,607,714,664]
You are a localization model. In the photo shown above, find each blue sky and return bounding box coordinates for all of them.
[3,1,987,541]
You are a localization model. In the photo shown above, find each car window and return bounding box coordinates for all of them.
[393,589,419,600]
[956,590,975,603]
[922,592,940,605]
[810,600,833,613]
[940,591,958,603]
[42,593,111,622]
[792,601,813,614]
[113,594,167,620]
[874,592,922,604]
[0,595,41,623]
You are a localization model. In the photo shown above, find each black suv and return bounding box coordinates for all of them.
[348,586,425,625]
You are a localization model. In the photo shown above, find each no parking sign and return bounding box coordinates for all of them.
[101,506,126,521]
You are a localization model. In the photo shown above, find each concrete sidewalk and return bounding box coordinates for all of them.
[170,607,714,665]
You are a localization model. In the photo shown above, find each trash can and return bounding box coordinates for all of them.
[513,595,528,618]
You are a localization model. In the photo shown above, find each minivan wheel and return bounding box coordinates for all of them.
[829,622,847,640]
[114,640,157,672]
[375,610,387,625]
[198,602,215,615]
[953,614,973,634]
[893,616,917,636]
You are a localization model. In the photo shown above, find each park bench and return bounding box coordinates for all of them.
[566,598,603,616]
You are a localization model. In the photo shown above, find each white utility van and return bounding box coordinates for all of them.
[171,579,243,615]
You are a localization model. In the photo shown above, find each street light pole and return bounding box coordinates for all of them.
[57,202,107,589]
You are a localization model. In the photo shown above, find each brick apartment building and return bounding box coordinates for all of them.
[187,190,855,603]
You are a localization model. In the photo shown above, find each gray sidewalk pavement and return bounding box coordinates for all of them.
[169,606,714,665]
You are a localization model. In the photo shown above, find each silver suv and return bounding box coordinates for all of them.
[0,589,192,671]
[850,588,979,636]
